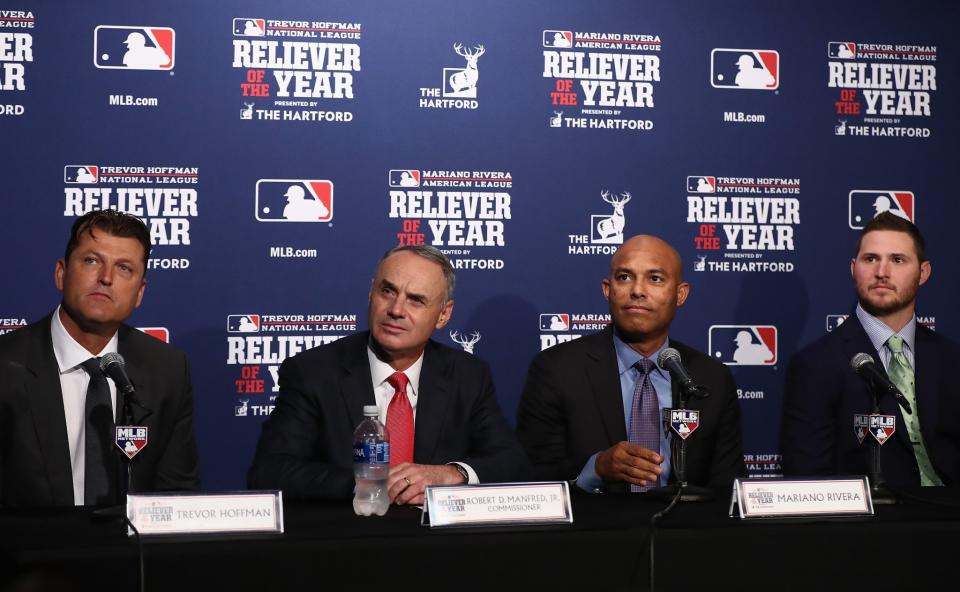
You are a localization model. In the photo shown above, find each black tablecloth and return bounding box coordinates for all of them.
[3,488,960,592]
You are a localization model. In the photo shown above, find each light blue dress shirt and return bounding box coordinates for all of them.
[576,332,674,492]
[855,304,916,370]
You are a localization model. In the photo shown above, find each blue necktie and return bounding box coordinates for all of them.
[628,359,659,492]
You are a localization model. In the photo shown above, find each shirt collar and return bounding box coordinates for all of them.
[612,329,669,378]
[855,303,916,354]
[366,342,424,396]
[51,305,119,374]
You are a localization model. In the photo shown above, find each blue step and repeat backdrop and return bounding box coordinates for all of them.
[2,1,957,490]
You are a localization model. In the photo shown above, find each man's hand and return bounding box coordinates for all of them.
[595,442,663,487]
[387,463,466,506]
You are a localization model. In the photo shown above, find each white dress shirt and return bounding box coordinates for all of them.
[50,306,119,505]
[366,345,478,483]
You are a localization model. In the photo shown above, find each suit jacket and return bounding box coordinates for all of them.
[246,332,527,500]
[780,314,960,487]
[0,314,200,507]
[516,327,745,492]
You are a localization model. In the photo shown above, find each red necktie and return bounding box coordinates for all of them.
[385,371,414,466]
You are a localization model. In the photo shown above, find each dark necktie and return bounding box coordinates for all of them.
[386,371,414,466]
[81,358,117,505]
[628,359,660,492]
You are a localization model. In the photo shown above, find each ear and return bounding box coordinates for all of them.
[435,299,454,330]
[676,281,690,307]
[134,278,146,308]
[919,260,931,286]
[601,278,611,302]
[55,259,66,291]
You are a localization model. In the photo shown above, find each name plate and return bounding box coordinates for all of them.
[126,491,284,536]
[729,477,873,519]
[422,482,573,528]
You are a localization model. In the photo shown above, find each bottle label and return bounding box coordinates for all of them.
[353,441,390,464]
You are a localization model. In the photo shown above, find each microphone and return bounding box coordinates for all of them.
[99,352,135,396]
[850,353,912,415]
[658,348,709,399]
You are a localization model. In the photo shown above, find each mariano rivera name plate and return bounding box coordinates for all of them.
[422,482,573,528]
[729,477,873,519]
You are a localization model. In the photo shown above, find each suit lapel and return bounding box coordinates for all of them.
[25,317,75,505]
[413,341,449,463]
[339,333,377,431]
[586,328,628,444]
[116,335,154,426]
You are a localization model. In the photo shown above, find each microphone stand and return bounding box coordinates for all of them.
[94,389,138,519]
[649,384,714,502]
[866,391,899,505]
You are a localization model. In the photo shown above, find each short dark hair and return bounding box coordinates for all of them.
[854,211,926,262]
[64,210,152,270]
[378,245,456,304]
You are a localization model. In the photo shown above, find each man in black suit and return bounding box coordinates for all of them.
[517,235,744,493]
[0,210,200,507]
[781,212,960,487]
[247,245,525,505]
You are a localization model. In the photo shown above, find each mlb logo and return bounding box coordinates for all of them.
[255,180,334,222]
[710,49,779,90]
[869,414,896,445]
[64,165,99,184]
[138,327,170,343]
[669,409,700,440]
[687,176,716,193]
[708,325,778,366]
[825,315,848,332]
[228,314,260,333]
[542,30,573,48]
[115,425,148,460]
[539,313,570,331]
[853,414,870,445]
[848,190,914,229]
[389,169,421,188]
[94,25,175,70]
[828,42,856,59]
[233,18,265,37]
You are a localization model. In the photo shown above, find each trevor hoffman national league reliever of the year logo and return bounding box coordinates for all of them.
[538,312,610,350]
[227,312,357,417]
[232,16,360,123]
[419,43,485,110]
[62,164,199,271]
[543,28,659,131]
[828,40,936,138]
[686,174,799,273]
[567,190,632,255]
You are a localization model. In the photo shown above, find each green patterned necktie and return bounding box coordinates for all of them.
[886,335,942,486]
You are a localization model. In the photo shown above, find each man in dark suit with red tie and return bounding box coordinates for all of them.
[247,245,525,505]
[781,212,960,487]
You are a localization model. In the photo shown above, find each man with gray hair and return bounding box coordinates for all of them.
[248,245,525,504]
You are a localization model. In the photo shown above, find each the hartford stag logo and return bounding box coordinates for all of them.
[710,49,779,90]
[255,180,333,222]
[449,330,481,354]
[94,26,174,70]
[828,39,936,138]
[708,325,777,366]
[419,43,485,110]
[64,166,99,184]
[848,190,913,229]
[568,190,632,255]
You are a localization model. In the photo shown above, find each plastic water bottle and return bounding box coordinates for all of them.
[352,405,390,516]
